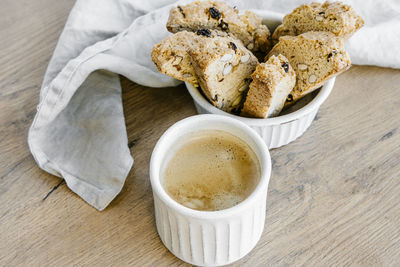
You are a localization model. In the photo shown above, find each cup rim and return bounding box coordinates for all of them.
[149,114,272,219]
[185,77,335,126]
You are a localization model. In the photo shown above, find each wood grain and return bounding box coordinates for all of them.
[0,1,400,266]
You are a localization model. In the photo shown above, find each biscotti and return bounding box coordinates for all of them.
[167,1,271,53]
[241,55,296,118]
[188,32,258,113]
[272,1,364,43]
[152,31,199,86]
[151,30,231,86]
[267,31,351,104]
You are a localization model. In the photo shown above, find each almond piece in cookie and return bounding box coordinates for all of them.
[188,35,258,113]
[267,31,351,105]
[241,55,296,118]
[272,1,364,43]
[167,1,271,53]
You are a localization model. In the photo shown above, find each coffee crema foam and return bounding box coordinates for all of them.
[162,130,260,211]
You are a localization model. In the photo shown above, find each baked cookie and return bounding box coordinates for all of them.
[241,55,296,118]
[272,1,364,43]
[167,1,271,53]
[188,33,258,113]
[267,31,351,104]
[151,30,230,86]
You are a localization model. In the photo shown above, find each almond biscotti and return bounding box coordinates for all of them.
[151,31,199,86]
[267,31,351,104]
[241,55,296,118]
[151,30,231,86]
[188,32,258,113]
[272,1,364,43]
[167,0,271,53]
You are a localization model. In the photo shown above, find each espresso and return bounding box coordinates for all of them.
[162,130,260,211]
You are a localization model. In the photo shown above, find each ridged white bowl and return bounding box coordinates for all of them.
[186,78,335,149]
[150,115,272,266]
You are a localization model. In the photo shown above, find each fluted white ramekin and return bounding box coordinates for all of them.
[150,115,272,266]
[186,78,335,149]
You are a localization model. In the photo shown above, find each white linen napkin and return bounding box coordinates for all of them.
[28,0,400,210]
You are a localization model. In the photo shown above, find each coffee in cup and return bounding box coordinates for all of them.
[162,130,260,211]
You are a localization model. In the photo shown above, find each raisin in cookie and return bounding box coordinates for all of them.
[167,0,271,53]
[188,34,258,113]
[267,31,351,104]
[241,55,296,118]
[151,29,230,86]
[272,1,364,43]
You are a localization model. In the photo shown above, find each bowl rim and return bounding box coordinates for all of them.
[185,77,335,127]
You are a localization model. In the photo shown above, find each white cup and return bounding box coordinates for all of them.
[150,114,272,266]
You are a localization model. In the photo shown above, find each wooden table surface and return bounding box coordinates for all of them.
[1,1,400,266]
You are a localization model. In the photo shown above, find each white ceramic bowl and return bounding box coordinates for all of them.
[185,11,335,149]
[186,78,335,149]
[150,114,272,266]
